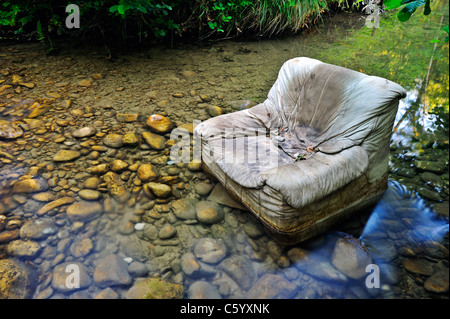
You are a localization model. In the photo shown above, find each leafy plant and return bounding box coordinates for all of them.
[430,25,449,43]
[384,0,432,22]
[0,0,358,45]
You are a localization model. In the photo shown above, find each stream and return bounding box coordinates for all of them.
[0,3,448,299]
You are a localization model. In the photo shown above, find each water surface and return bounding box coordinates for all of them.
[0,2,448,299]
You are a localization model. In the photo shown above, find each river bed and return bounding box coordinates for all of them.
[0,5,448,299]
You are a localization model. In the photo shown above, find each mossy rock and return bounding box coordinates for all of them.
[415,160,447,174]
[126,278,184,299]
[0,259,38,299]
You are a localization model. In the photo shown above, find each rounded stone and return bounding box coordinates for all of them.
[145,114,174,134]
[93,254,133,288]
[424,270,449,294]
[193,238,227,264]
[19,218,58,240]
[6,239,42,258]
[171,198,198,220]
[206,105,223,117]
[196,200,224,224]
[66,200,103,222]
[71,127,96,138]
[248,274,297,299]
[103,134,123,148]
[0,259,38,298]
[159,224,177,239]
[146,182,172,198]
[32,192,56,202]
[84,176,102,189]
[180,252,200,276]
[138,164,159,182]
[91,164,109,175]
[142,132,166,150]
[331,237,373,280]
[187,161,202,171]
[53,150,81,162]
[128,261,148,277]
[126,278,183,299]
[52,262,92,293]
[70,238,94,258]
[187,281,221,299]
[195,182,214,196]
[243,222,265,238]
[78,189,101,200]
[12,178,49,193]
[122,132,140,146]
[0,120,24,139]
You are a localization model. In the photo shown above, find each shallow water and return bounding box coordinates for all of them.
[0,3,448,299]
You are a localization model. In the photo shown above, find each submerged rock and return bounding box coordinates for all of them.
[36,197,75,216]
[0,259,38,298]
[196,201,224,224]
[93,254,133,288]
[6,240,41,258]
[146,114,174,134]
[207,184,246,210]
[103,172,130,203]
[229,99,256,111]
[331,237,373,280]
[181,252,200,276]
[19,218,58,239]
[51,262,92,293]
[138,164,159,182]
[193,238,228,264]
[172,198,198,220]
[53,150,81,162]
[126,278,184,299]
[12,178,49,194]
[187,281,221,299]
[206,105,223,117]
[288,247,347,283]
[66,200,103,222]
[142,131,166,150]
[424,267,449,294]
[71,126,96,138]
[219,255,256,290]
[415,160,447,174]
[103,133,124,148]
[146,182,171,198]
[0,120,24,139]
[248,274,297,299]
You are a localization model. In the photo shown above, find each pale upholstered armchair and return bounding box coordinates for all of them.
[195,57,406,244]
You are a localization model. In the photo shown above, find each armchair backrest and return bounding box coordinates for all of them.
[264,57,406,181]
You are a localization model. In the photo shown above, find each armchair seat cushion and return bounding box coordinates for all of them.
[206,133,369,209]
[262,146,369,209]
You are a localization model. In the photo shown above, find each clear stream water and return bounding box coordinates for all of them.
[0,2,448,299]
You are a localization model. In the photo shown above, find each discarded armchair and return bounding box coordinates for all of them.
[195,57,406,244]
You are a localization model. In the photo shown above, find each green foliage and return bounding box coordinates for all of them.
[199,0,253,33]
[0,0,354,45]
[384,0,432,22]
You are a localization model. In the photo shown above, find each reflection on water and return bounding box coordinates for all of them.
[179,180,449,299]
[362,181,449,245]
